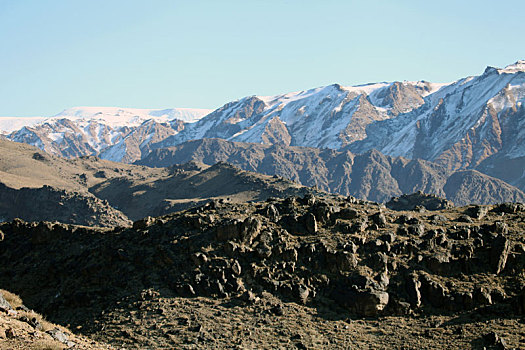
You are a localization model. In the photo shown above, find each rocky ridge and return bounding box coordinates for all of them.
[137,138,525,206]
[0,193,524,348]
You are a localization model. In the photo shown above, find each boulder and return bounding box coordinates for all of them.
[354,289,389,316]
[491,235,510,274]
[216,219,242,241]
[304,213,318,234]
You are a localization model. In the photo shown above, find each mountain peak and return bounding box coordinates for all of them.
[497,60,525,74]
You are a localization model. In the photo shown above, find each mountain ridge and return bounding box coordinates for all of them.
[137,138,525,206]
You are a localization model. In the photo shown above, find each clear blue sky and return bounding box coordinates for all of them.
[1,0,524,116]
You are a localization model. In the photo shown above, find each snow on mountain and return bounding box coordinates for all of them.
[155,81,439,150]
[0,117,48,134]
[53,106,211,126]
[5,107,212,162]
[4,60,525,192]
[350,61,525,165]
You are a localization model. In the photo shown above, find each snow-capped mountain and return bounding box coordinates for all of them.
[148,60,525,191]
[154,81,445,150]
[4,60,525,192]
[4,107,211,162]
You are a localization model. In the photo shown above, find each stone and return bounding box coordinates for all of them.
[386,192,452,211]
[231,260,242,276]
[29,317,43,330]
[491,235,510,274]
[465,206,488,220]
[338,208,359,220]
[370,211,387,228]
[519,287,525,314]
[420,275,447,308]
[0,292,12,312]
[304,213,318,234]
[265,204,280,222]
[380,232,396,244]
[296,285,310,304]
[216,219,242,241]
[240,217,262,244]
[191,252,209,267]
[425,252,452,275]
[406,276,422,308]
[241,290,257,303]
[132,216,155,230]
[484,331,507,349]
[474,287,492,305]
[354,290,390,316]
[46,328,69,343]
[5,328,16,339]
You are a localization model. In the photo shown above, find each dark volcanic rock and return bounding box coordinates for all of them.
[386,191,452,211]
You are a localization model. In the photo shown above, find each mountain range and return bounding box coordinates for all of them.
[2,60,525,204]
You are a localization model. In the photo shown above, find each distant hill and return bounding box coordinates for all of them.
[0,139,315,225]
[137,138,525,206]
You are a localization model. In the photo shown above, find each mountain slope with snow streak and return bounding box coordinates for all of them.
[154,81,440,150]
[5,107,211,162]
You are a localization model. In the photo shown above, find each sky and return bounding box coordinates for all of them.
[1,0,524,117]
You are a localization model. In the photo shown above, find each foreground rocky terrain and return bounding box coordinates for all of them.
[0,289,111,349]
[0,192,524,349]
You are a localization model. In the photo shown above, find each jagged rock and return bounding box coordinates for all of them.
[420,275,447,308]
[191,252,209,267]
[519,288,525,314]
[216,219,242,241]
[351,219,368,233]
[492,222,508,235]
[240,217,262,244]
[31,317,43,330]
[354,290,389,316]
[474,287,492,305]
[132,216,155,230]
[5,327,16,339]
[370,211,387,228]
[241,290,257,303]
[407,224,425,236]
[464,206,488,220]
[231,260,242,276]
[264,204,280,222]
[46,328,69,343]
[406,276,422,308]
[296,285,310,304]
[491,235,511,274]
[327,251,358,272]
[390,299,412,315]
[255,242,272,259]
[484,331,508,349]
[380,232,396,244]
[425,252,452,275]
[338,208,359,220]
[312,203,332,223]
[492,202,524,214]
[304,213,318,234]
[386,192,452,211]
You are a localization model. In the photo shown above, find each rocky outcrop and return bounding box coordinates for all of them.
[386,191,452,211]
[0,194,523,325]
[0,183,130,227]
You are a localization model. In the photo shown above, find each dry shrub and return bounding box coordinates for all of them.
[31,339,65,350]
